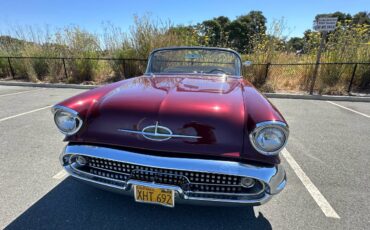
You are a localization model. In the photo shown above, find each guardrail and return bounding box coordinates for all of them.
[0,56,369,94]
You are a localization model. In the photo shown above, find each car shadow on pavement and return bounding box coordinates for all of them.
[5,177,272,230]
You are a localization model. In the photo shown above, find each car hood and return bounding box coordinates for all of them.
[59,75,285,164]
[63,75,245,157]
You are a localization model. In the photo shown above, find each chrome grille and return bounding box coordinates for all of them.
[74,155,264,196]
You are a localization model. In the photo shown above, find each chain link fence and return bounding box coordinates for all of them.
[0,57,148,83]
[1,56,369,94]
[243,62,370,94]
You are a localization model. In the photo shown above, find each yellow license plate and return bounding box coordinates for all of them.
[134,185,174,207]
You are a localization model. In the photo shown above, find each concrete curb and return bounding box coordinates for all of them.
[1,81,369,102]
[0,81,97,89]
[264,93,370,102]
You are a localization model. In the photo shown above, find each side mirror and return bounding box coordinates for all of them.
[243,61,252,66]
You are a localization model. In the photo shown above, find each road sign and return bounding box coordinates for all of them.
[313,17,338,32]
[310,17,338,94]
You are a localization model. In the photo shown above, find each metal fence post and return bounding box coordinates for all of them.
[264,63,271,81]
[62,58,68,79]
[7,57,15,78]
[347,63,358,94]
[122,59,127,79]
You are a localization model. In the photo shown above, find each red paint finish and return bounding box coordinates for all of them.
[58,75,286,165]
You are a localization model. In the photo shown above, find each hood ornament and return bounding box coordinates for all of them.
[142,122,173,141]
[118,121,201,141]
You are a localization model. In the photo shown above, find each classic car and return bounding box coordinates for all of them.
[52,47,288,207]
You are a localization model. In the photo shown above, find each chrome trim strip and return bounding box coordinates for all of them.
[62,145,286,195]
[184,195,271,204]
[118,121,201,140]
[117,129,202,139]
[186,189,264,197]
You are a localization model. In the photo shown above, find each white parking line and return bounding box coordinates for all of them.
[281,148,340,219]
[0,88,44,97]
[52,170,68,180]
[326,101,370,118]
[0,105,52,122]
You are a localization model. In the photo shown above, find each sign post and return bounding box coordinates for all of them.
[309,17,338,95]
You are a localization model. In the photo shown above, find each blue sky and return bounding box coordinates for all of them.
[0,0,368,38]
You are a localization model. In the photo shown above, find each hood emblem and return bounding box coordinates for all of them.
[118,121,201,141]
[142,122,173,141]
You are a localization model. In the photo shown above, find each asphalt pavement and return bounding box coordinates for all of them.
[0,85,369,230]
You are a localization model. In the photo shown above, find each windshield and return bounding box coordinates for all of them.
[146,47,242,76]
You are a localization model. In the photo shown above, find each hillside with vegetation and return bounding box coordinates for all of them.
[0,11,369,94]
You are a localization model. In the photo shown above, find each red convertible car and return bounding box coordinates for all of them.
[53,47,288,207]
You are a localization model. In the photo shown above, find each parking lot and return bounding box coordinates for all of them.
[0,85,369,230]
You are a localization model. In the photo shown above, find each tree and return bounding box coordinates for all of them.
[215,16,230,28]
[287,37,304,52]
[315,11,352,23]
[200,19,222,46]
[167,25,199,46]
[214,16,230,46]
[352,12,370,25]
[225,20,246,52]
[198,16,230,47]
[192,11,268,52]
[226,11,266,53]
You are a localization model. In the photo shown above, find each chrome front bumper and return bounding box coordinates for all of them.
[60,145,286,206]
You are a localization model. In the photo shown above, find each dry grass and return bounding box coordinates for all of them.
[0,16,369,94]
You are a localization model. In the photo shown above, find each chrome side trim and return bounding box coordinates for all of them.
[62,145,286,195]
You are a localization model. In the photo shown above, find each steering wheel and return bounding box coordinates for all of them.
[208,68,227,74]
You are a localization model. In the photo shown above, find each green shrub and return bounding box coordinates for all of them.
[0,57,8,78]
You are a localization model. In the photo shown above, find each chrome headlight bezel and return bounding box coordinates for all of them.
[52,105,83,136]
[249,121,289,156]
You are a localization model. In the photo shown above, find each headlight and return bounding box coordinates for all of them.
[52,106,83,135]
[249,121,289,156]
